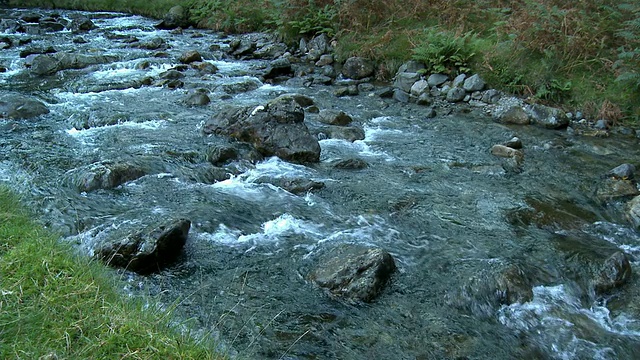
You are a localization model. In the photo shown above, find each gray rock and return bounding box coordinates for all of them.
[504,137,523,149]
[96,218,191,274]
[253,42,288,60]
[39,21,65,32]
[416,93,433,106]
[393,89,410,103]
[452,73,467,88]
[315,54,333,66]
[263,58,292,79]
[495,105,531,125]
[449,264,534,317]
[309,244,396,303]
[134,37,168,51]
[491,144,523,160]
[358,83,375,92]
[376,87,395,98]
[156,5,189,30]
[320,64,336,78]
[319,126,365,142]
[463,74,485,92]
[0,93,49,119]
[179,50,202,64]
[481,89,502,104]
[159,69,185,80]
[274,93,314,108]
[220,78,262,94]
[627,196,640,230]
[30,53,117,76]
[254,177,324,194]
[397,60,426,73]
[595,119,608,130]
[528,103,570,129]
[191,61,218,74]
[20,46,56,58]
[607,164,636,180]
[446,87,466,102]
[594,252,632,295]
[393,72,420,93]
[595,178,639,202]
[184,92,210,106]
[318,109,353,126]
[331,158,369,169]
[203,98,321,163]
[410,79,430,96]
[307,33,329,60]
[427,73,449,87]
[19,12,41,23]
[69,16,96,32]
[342,57,374,80]
[206,145,238,165]
[65,161,147,192]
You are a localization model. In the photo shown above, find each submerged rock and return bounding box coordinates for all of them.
[594,251,632,295]
[0,93,49,119]
[309,244,396,303]
[448,264,534,317]
[595,178,639,202]
[95,218,191,274]
[203,97,321,163]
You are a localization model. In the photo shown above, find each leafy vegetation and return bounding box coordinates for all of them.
[0,187,222,359]
[9,0,640,124]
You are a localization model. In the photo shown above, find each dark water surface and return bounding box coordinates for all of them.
[2,8,640,359]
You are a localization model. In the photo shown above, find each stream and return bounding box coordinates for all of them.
[2,8,640,359]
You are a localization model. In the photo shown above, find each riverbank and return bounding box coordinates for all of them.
[8,0,640,127]
[0,187,223,359]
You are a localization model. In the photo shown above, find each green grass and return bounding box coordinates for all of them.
[0,186,223,359]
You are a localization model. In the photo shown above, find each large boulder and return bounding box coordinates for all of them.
[95,218,191,274]
[341,57,374,80]
[0,93,49,119]
[309,244,396,303]
[64,161,147,192]
[527,103,570,129]
[155,5,190,30]
[30,53,117,75]
[203,98,321,163]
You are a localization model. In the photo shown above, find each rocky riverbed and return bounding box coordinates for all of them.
[2,7,640,359]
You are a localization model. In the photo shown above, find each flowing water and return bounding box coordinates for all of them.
[2,8,640,359]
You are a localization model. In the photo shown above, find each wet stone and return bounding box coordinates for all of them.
[179,50,202,64]
[318,109,353,126]
[309,244,396,303]
[330,158,369,170]
[95,218,191,274]
[594,251,632,295]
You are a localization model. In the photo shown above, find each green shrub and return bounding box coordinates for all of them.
[411,29,477,75]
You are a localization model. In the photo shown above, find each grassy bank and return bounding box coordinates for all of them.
[0,187,222,359]
[9,0,640,125]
